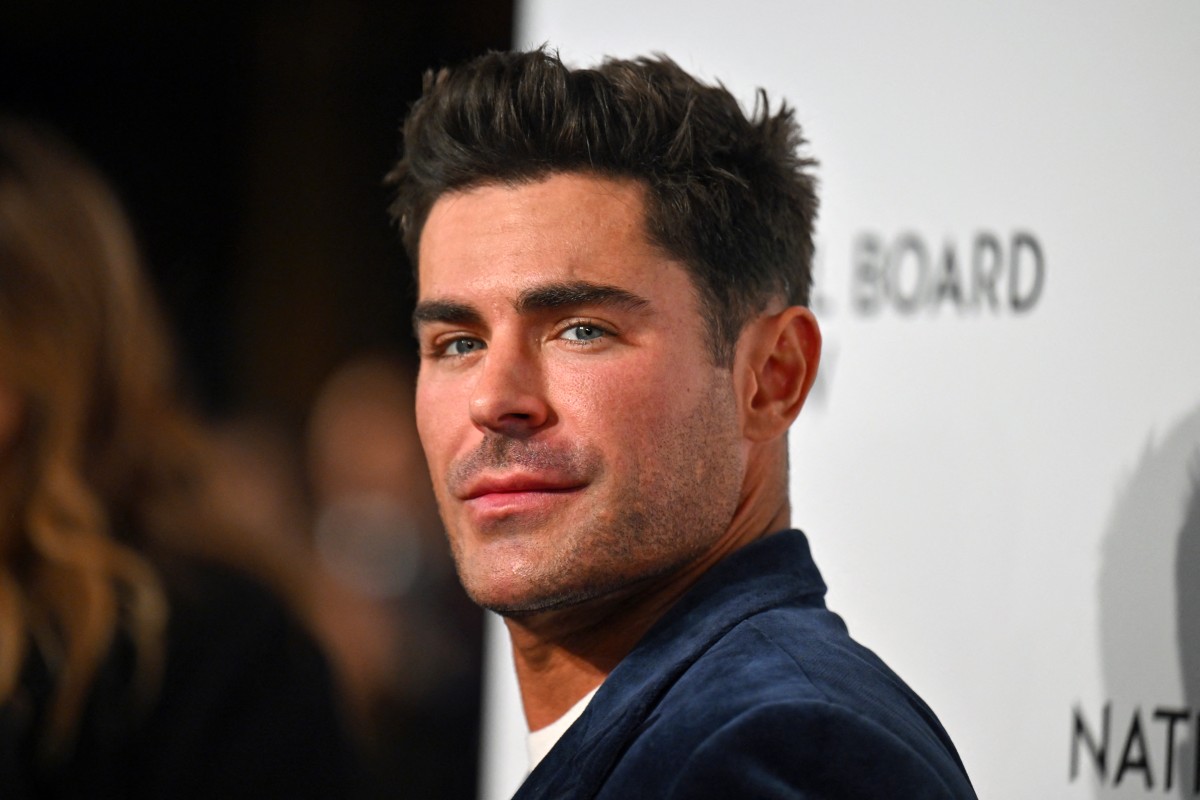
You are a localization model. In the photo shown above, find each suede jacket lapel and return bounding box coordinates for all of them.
[513,530,825,799]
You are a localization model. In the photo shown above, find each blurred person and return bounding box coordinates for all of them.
[390,50,976,798]
[203,411,400,725]
[306,354,482,799]
[0,119,365,798]
[308,356,445,610]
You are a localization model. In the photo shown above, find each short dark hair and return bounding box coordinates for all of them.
[387,48,818,365]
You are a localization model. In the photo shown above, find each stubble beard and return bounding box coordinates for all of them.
[440,377,746,619]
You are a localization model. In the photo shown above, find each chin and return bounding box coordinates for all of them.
[463,578,560,616]
[464,573,602,618]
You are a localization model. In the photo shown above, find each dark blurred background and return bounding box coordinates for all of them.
[1,2,515,797]
[0,0,513,425]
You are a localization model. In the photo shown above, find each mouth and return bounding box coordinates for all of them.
[459,472,584,499]
[457,474,587,520]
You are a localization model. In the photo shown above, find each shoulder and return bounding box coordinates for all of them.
[5,559,366,799]
[158,558,314,673]
[601,606,975,799]
[134,559,367,799]
[663,697,975,799]
[655,602,921,729]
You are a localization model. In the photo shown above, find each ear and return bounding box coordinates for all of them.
[736,307,821,443]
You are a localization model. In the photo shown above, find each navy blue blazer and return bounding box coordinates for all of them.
[514,530,977,799]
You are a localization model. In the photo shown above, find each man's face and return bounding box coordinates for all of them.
[414,173,747,615]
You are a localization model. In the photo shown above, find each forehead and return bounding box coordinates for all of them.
[416,173,691,303]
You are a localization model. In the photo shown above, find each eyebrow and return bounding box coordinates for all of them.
[412,280,651,333]
[412,299,484,332]
[514,281,651,315]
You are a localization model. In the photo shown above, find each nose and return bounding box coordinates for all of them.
[468,338,552,436]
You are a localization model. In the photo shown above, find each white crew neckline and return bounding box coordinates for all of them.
[526,686,600,771]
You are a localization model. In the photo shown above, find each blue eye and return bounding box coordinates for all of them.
[441,337,486,356]
[560,324,607,342]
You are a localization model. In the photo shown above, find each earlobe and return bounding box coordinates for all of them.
[740,307,821,442]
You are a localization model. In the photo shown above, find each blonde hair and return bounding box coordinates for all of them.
[0,121,308,754]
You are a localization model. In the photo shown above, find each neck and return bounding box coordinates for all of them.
[507,442,791,730]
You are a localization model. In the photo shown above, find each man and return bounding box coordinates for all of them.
[389,49,977,798]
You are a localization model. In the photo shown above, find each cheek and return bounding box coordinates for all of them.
[563,358,711,442]
[414,378,454,468]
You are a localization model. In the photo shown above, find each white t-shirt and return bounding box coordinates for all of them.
[526,687,600,771]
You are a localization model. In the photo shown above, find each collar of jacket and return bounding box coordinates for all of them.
[514,529,827,798]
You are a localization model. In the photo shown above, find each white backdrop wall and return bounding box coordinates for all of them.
[479,3,1200,797]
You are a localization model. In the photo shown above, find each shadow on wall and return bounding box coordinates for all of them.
[1177,465,1200,799]
[1088,402,1200,798]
